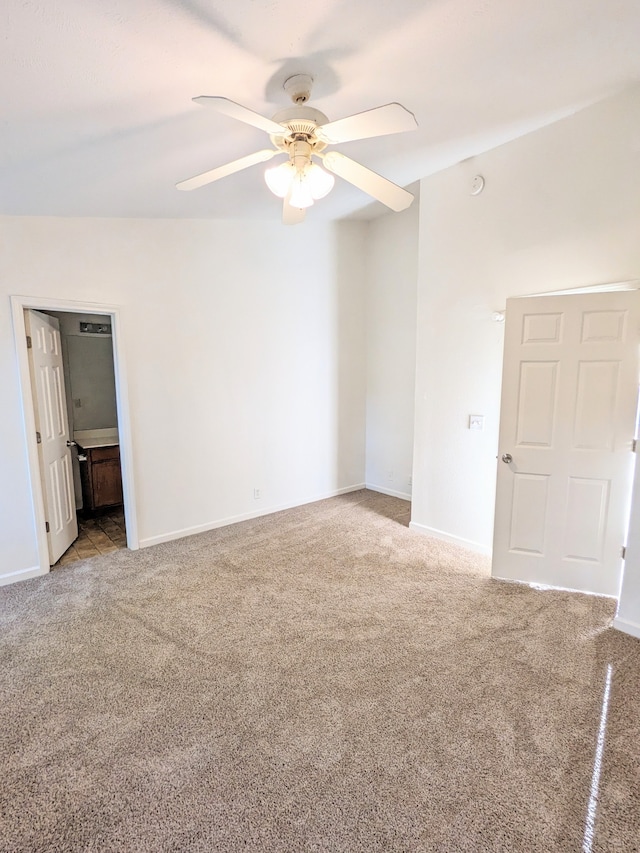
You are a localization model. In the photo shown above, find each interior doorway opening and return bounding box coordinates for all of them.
[11,295,138,578]
[37,309,127,566]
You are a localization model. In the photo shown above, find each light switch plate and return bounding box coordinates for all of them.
[469,415,484,431]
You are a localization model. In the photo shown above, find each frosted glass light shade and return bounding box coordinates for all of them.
[265,161,296,198]
[265,159,335,207]
[288,172,315,209]
[305,163,334,199]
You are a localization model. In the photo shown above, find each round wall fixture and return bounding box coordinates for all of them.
[470,175,485,195]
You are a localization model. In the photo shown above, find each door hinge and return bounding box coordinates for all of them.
[622,545,627,559]
[26,335,32,349]
[45,521,50,533]
[633,439,637,452]
[36,431,41,444]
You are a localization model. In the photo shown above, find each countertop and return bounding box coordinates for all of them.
[74,428,119,450]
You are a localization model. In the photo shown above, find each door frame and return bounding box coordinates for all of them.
[11,295,139,575]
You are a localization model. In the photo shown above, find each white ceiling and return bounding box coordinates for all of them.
[2,0,640,222]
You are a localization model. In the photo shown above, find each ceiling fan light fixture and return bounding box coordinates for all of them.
[288,171,315,209]
[305,162,334,199]
[264,161,296,198]
[265,159,334,207]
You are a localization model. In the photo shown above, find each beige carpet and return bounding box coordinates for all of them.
[1,490,639,852]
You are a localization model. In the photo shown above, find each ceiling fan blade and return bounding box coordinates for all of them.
[316,103,417,145]
[193,96,288,136]
[321,151,414,212]
[176,149,279,191]
[283,196,306,225]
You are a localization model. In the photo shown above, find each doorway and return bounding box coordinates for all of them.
[41,308,126,566]
[11,296,138,577]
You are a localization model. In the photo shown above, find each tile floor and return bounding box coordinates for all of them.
[54,509,127,567]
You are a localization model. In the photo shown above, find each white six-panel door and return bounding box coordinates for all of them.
[25,309,78,565]
[492,291,640,596]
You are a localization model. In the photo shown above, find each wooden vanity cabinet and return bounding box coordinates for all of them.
[79,444,123,511]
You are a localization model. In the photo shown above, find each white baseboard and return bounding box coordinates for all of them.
[409,521,492,556]
[0,565,48,587]
[139,484,367,548]
[365,484,411,501]
[492,574,616,598]
[612,616,640,640]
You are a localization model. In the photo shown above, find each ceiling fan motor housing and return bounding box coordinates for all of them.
[269,106,330,153]
[289,138,313,170]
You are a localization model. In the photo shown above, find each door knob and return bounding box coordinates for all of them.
[66,440,77,447]
[501,453,513,464]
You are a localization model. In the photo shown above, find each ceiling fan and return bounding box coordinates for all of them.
[176,74,418,224]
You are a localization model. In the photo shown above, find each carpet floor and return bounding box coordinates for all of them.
[1,489,639,852]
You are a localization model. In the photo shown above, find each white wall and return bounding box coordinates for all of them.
[411,85,640,555]
[0,217,367,580]
[53,311,118,432]
[365,199,419,499]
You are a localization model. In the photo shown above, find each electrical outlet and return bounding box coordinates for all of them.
[469,415,484,431]
[387,470,394,482]
[253,488,261,500]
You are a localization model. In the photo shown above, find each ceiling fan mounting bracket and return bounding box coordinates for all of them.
[283,74,314,104]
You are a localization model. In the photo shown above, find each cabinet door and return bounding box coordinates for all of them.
[89,447,123,508]
[92,459,123,507]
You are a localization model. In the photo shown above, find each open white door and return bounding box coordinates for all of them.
[492,291,640,596]
[25,309,78,565]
